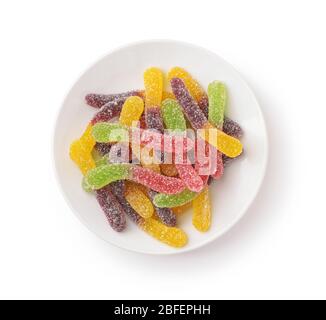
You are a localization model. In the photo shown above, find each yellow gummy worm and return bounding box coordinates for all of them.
[192,186,211,232]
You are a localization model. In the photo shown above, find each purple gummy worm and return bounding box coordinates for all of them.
[95,143,112,156]
[91,98,126,125]
[145,107,165,133]
[110,181,144,225]
[223,117,243,139]
[148,190,177,227]
[170,78,208,130]
[86,90,144,108]
[95,186,126,232]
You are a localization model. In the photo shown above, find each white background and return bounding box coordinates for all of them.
[0,0,325,300]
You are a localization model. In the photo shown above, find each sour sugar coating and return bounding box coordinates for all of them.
[83,164,132,191]
[119,96,144,127]
[192,186,211,232]
[148,190,177,227]
[95,142,112,156]
[167,67,207,108]
[144,67,163,107]
[131,166,186,195]
[146,107,165,133]
[125,182,154,219]
[91,98,126,125]
[208,81,226,129]
[162,99,187,131]
[70,124,96,175]
[162,98,204,192]
[153,189,199,208]
[223,117,243,139]
[110,181,144,225]
[86,90,144,108]
[139,218,188,248]
[95,186,126,232]
[84,164,186,194]
[170,77,207,130]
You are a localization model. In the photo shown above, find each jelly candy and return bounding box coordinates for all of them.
[83,164,132,190]
[144,67,163,107]
[119,96,144,127]
[125,182,154,219]
[171,77,207,130]
[162,98,204,192]
[139,218,188,248]
[192,186,211,232]
[160,164,178,177]
[95,186,126,232]
[70,124,96,174]
[171,77,242,158]
[146,107,165,133]
[208,81,226,129]
[86,90,144,108]
[91,98,126,125]
[167,67,207,109]
[92,123,129,143]
[223,117,243,139]
[84,164,186,195]
[131,166,185,195]
[162,99,187,131]
[153,189,198,208]
[148,190,177,227]
[95,142,112,156]
[202,123,243,158]
[172,202,192,215]
[110,181,144,224]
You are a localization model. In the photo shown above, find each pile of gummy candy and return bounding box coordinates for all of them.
[70,67,243,248]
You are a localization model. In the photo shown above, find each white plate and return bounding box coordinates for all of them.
[53,40,268,255]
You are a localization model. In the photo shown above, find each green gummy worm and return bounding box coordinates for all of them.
[153,189,199,208]
[92,122,129,143]
[83,164,132,191]
[162,99,187,131]
[208,81,226,128]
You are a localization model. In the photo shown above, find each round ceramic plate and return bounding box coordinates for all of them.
[53,40,268,255]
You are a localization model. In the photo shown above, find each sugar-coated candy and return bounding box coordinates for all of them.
[131,166,185,195]
[139,218,188,248]
[208,81,226,129]
[153,189,198,208]
[148,190,177,227]
[175,164,204,192]
[95,142,112,156]
[95,186,126,232]
[125,182,154,219]
[92,123,129,143]
[83,164,132,190]
[172,202,192,215]
[119,96,144,127]
[69,124,96,174]
[168,67,207,108]
[110,181,144,224]
[91,98,126,125]
[192,186,211,232]
[171,77,208,130]
[202,123,243,158]
[84,164,186,195]
[144,67,163,107]
[160,164,178,177]
[86,90,144,108]
[146,107,165,133]
[162,98,204,192]
[162,99,187,131]
[223,117,243,139]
